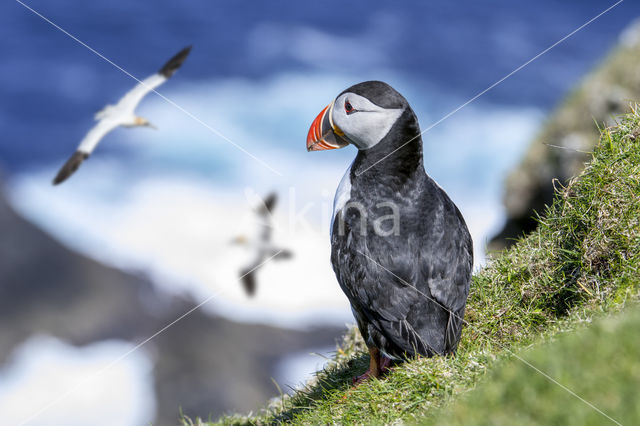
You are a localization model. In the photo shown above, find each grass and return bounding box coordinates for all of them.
[431,307,640,426]
[183,107,640,425]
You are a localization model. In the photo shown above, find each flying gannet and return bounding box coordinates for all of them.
[52,46,192,185]
[231,192,293,297]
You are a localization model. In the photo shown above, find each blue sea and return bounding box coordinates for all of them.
[1,0,638,424]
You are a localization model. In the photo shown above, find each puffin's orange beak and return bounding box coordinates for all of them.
[307,103,350,151]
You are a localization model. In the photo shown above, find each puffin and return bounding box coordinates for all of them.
[231,192,293,296]
[306,81,473,382]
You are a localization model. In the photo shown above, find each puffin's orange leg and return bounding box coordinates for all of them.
[352,347,393,385]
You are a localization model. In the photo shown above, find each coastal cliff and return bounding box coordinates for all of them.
[490,19,640,249]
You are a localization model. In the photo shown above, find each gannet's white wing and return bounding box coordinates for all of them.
[116,73,166,114]
[77,117,120,154]
[116,46,192,114]
[52,46,192,186]
[53,118,119,185]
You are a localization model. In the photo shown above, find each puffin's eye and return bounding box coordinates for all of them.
[344,100,355,114]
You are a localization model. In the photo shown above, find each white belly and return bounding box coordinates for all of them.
[331,162,353,237]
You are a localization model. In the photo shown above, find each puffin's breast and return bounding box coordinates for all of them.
[331,162,353,237]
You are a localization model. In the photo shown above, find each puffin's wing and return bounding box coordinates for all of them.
[357,254,440,356]
[414,204,474,352]
[53,118,119,185]
[116,46,192,113]
[417,194,473,350]
[352,249,464,357]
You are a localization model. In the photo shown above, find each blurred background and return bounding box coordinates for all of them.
[1,1,639,425]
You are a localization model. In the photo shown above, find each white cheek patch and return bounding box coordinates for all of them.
[332,93,404,150]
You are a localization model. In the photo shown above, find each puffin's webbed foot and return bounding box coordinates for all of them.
[352,347,393,385]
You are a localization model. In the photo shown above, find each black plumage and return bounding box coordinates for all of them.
[52,151,89,185]
[159,46,192,78]
[319,81,473,373]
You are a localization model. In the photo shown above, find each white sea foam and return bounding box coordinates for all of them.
[0,336,154,426]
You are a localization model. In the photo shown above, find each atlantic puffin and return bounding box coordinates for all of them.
[307,81,473,382]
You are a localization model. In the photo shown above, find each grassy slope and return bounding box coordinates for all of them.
[433,307,640,425]
[185,108,640,425]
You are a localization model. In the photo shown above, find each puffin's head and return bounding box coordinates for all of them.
[307,81,407,152]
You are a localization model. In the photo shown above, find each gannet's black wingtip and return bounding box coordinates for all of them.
[276,249,293,260]
[257,192,278,217]
[240,269,257,297]
[52,151,89,185]
[159,45,192,78]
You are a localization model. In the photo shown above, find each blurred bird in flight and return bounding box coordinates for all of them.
[231,192,293,297]
[53,46,192,185]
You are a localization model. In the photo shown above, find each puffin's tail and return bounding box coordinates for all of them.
[53,151,89,185]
